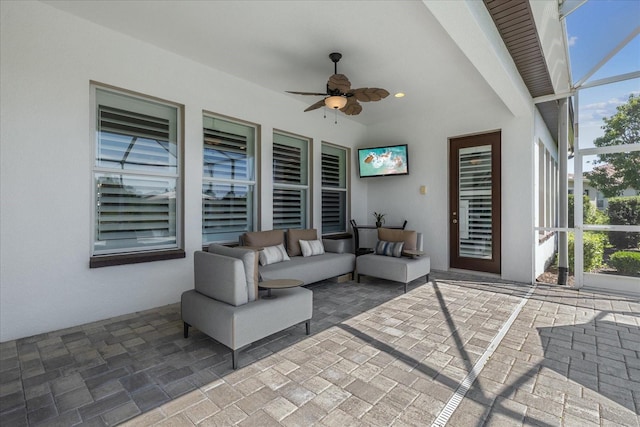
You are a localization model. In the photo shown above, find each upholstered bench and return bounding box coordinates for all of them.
[356,229,430,293]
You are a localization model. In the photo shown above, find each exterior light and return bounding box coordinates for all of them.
[325,96,347,109]
[394,92,405,98]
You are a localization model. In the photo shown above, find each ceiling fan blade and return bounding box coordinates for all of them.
[286,90,328,96]
[340,97,362,115]
[304,99,326,112]
[327,74,351,93]
[350,88,390,102]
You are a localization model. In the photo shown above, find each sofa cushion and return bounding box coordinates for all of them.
[287,228,318,257]
[194,251,248,306]
[378,228,417,250]
[259,252,355,284]
[259,244,291,266]
[208,244,259,301]
[375,240,405,257]
[357,252,430,284]
[242,230,285,248]
[300,239,325,257]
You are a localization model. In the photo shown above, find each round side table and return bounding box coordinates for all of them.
[259,278,304,299]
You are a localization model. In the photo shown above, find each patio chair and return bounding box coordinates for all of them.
[181,246,313,369]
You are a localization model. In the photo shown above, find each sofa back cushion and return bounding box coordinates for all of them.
[287,228,318,257]
[194,251,248,306]
[378,228,418,250]
[241,230,285,248]
[208,244,259,301]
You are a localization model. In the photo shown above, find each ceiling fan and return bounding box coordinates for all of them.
[286,52,390,116]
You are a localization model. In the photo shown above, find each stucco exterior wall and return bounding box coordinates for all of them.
[0,1,369,341]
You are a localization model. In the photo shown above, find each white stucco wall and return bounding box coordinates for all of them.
[1,0,553,341]
[533,108,560,278]
[362,106,535,284]
[0,1,369,342]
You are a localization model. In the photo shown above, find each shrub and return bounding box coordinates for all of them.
[568,194,608,227]
[607,196,640,248]
[568,232,605,273]
[608,251,640,275]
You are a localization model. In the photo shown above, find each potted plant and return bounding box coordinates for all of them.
[373,212,386,228]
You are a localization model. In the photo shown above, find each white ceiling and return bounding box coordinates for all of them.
[42,0,500,126]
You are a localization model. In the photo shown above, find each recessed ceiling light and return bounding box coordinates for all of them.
[394,92,405,98]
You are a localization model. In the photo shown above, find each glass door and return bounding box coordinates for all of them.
[449,131,501,274]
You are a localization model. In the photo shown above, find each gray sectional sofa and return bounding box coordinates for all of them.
[239,229,356,285]
[356,229,431,293]
[182,247,313,369]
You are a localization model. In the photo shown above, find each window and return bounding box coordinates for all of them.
[536,141,558,236]
[272,132,309,230]
[321,143,348,234]
[202,115,257,244]
[91,86,183,266]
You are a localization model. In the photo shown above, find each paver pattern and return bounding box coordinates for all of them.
[0,272,638,426]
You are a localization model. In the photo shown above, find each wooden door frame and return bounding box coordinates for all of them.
[449,131,501,274]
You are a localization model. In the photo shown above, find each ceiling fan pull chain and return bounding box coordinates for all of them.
[335,109,338,124]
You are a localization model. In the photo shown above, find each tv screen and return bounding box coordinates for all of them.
[357,144,409,178]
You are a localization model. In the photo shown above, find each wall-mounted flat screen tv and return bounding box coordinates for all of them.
[357,144,409,178]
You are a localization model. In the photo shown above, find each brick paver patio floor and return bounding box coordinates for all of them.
[1,272,638,426]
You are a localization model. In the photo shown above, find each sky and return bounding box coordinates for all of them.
[563,0,640,175]
[565,0,640,150]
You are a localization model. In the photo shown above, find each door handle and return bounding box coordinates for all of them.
[453,219,458,224]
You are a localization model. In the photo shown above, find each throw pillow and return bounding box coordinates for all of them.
[299,239,325,257]
[375,240,405,257]
[241,230,285,248]
[378,228,418,250]
[287,228,318,257]
[259,243,291,266]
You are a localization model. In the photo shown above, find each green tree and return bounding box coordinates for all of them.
[584,94,640,198]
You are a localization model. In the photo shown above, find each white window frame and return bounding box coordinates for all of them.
[536,141,558,237]
[202,113,258,244]
[272,131,310,230]
[90,84,183,266]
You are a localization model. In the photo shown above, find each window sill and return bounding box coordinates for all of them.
[538,231,556,244]
[90,249,186,268]
[322,232,352,240]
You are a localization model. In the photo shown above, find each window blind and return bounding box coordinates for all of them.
[458,146,492,259]
[273,135,309,230]
[273,143,303,184]
[203,129,250,179]
[321,145,347,233]
[97,106,177,173]
[202,183,253,240]
[93,89,180,256]
[273,188,307,229]
[202,118,256,243]
[96,175,176,249]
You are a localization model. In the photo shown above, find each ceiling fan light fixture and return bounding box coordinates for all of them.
[325,95,347,110]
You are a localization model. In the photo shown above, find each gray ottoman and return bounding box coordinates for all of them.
[356,253,430,293]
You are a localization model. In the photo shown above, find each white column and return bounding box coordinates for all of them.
[557,98,569,285]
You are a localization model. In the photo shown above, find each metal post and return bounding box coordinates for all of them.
[557,98,569,285]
